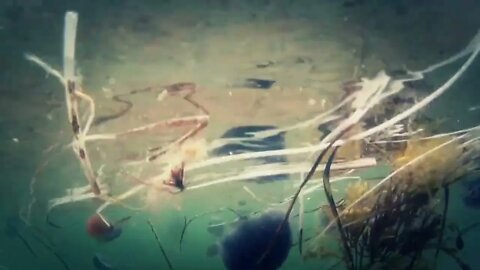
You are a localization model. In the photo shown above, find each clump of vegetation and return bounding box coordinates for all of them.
[392,137,466,191]
[342,181,372,226]
[311,135,477,270]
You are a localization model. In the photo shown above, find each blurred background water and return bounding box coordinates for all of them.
[1,0,480,269]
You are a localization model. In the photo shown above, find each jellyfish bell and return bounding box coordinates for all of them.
[86,214,123,242]
[220,210,291,270]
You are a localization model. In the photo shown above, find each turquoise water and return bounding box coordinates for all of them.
[1,1,480,269]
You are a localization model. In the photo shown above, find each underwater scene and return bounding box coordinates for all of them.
[1,0,480,269]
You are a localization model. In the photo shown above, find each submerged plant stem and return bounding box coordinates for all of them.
[257,128,351,265]
[435,186,449,263]
[323,146,354,270]
[147,220,174,270]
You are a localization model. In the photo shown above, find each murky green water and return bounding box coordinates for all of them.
[1,1,480,269]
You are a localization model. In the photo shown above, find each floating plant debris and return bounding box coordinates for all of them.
[213,125,285,158]
[233,78,276,90]
[212,125,287,182]
[207,221,225,237]
[163,162,186,192]
[180,208,242,250]
[92,94,133,126]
